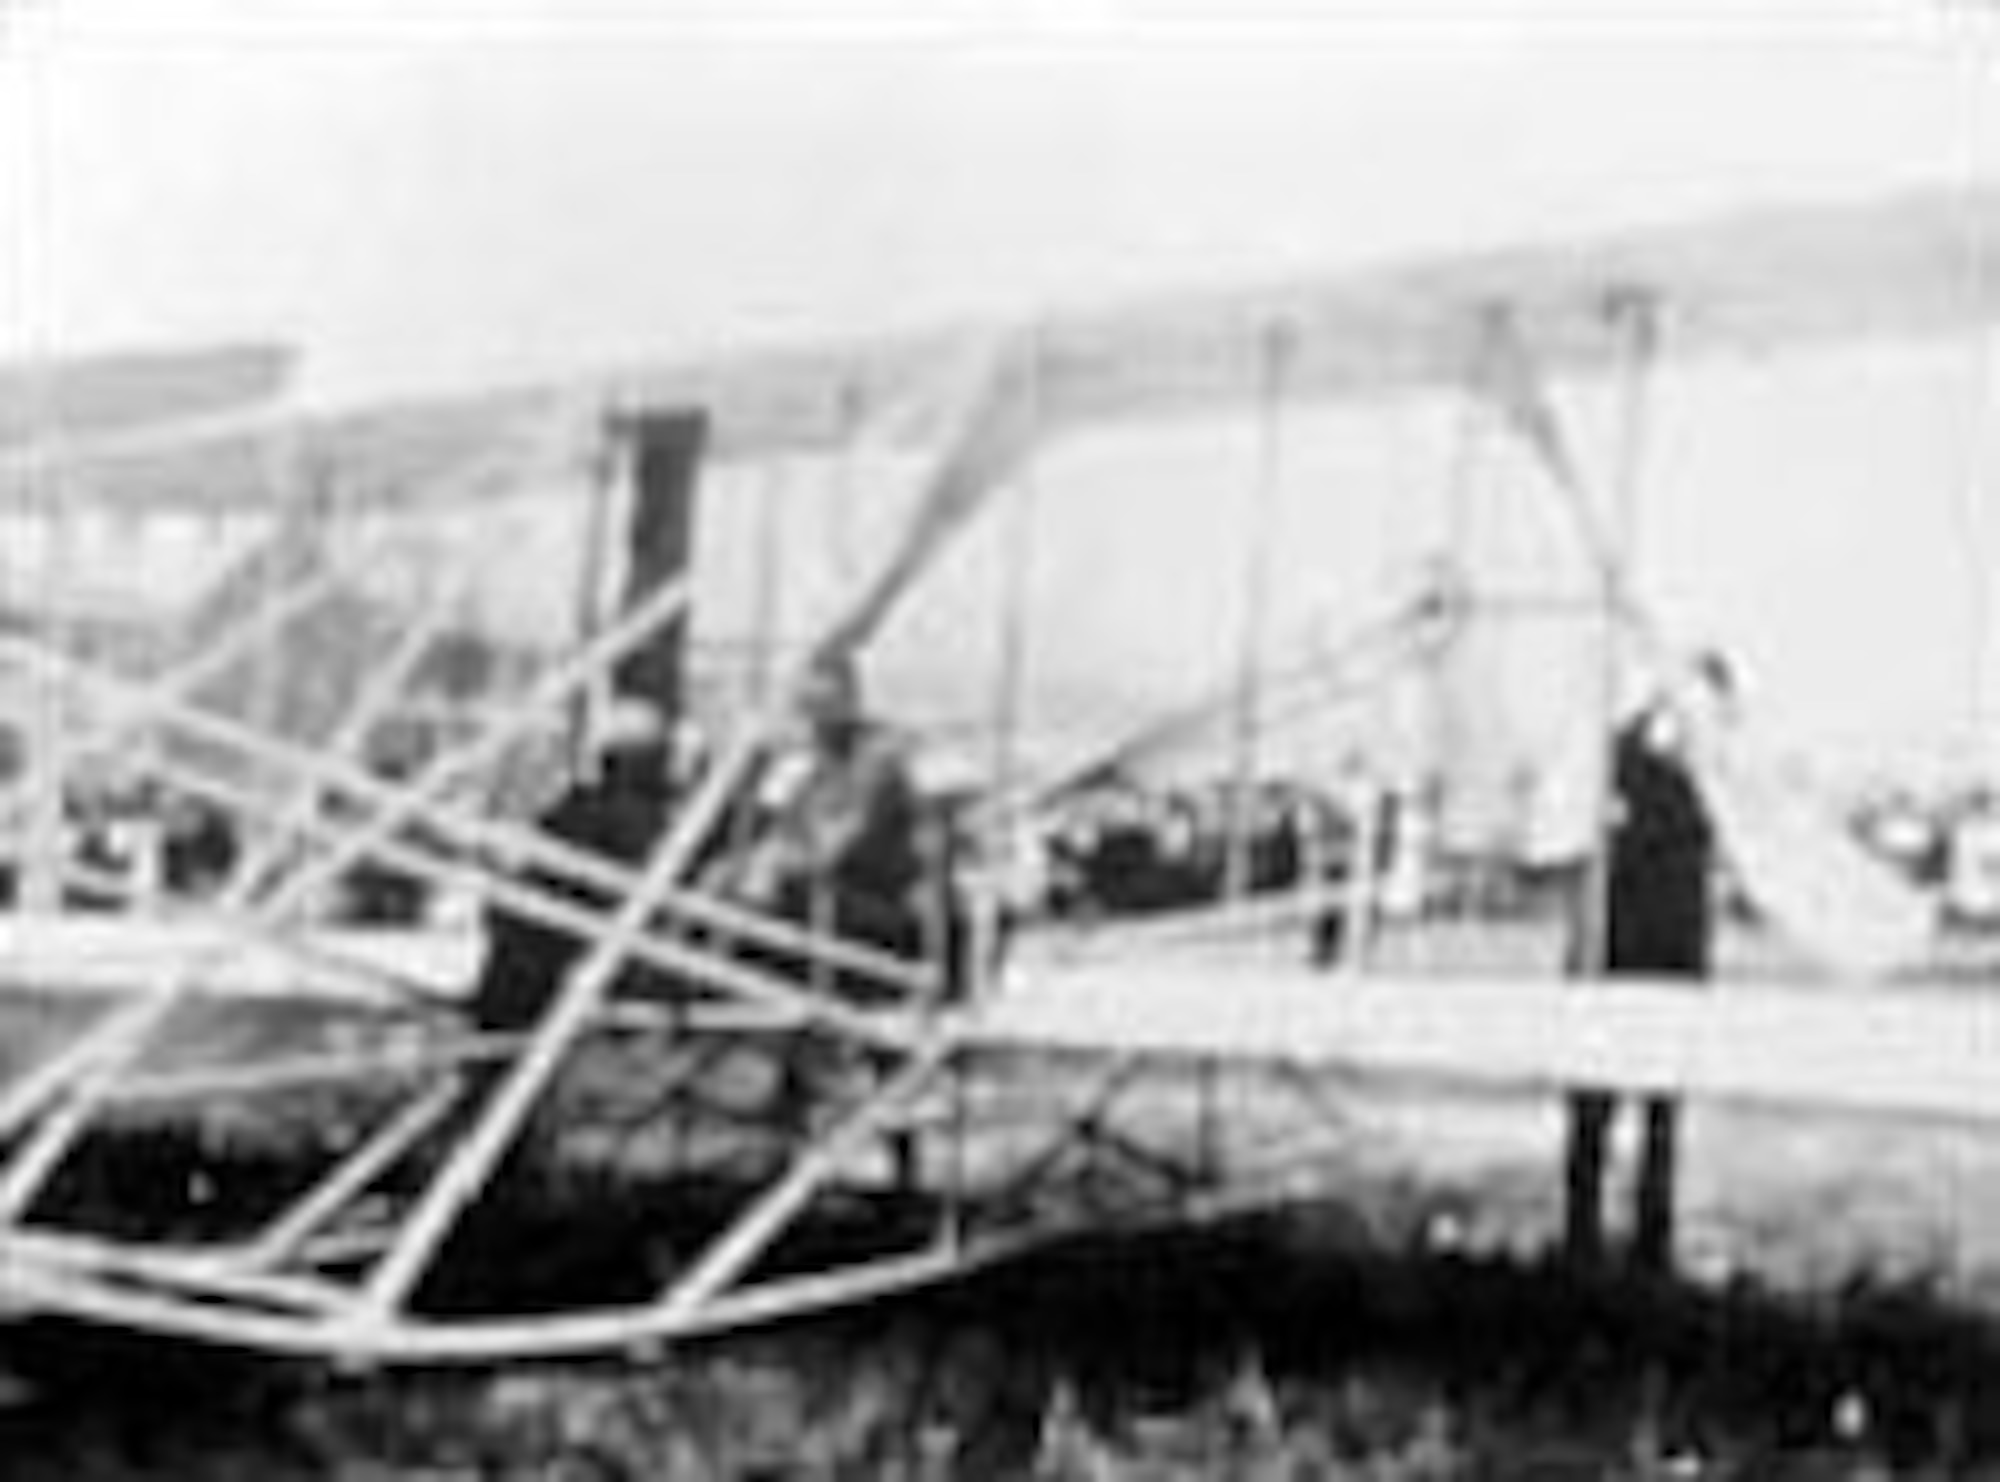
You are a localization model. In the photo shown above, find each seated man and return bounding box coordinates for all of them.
[732,653,955,1003]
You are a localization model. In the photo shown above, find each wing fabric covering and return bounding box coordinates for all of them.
[0,343,295,451]
[7,186,1995,518]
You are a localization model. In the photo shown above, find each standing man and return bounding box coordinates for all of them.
[1565,654,1730,1276]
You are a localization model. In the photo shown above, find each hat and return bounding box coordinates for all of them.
[798,650,864,724]
[592,696,669,754]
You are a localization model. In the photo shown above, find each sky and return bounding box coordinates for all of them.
[2,0,1999,784]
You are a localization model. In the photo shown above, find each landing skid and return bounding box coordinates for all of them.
[0,984,1297,1367]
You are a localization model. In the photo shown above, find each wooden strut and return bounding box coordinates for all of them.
[0,560,472,1226]
[0,995,142,1148]
[291,1225,401,1271]
[5,600,939,1007]
[5,1229,354,1318]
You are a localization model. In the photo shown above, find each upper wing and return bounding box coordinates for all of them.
[0,342,296,453]
[5,183,1996,516]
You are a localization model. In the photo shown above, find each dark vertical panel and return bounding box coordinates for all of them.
[610,408,707,723]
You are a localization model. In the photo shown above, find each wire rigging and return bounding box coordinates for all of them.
[1222,321,1292,906]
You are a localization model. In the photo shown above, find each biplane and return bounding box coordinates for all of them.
[0,183,1996,1366]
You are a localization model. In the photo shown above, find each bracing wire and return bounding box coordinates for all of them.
[1428,360,1494,930]
[24,380,63,913]
[253,400,309,757]
[729,454,789,862]
[1577,293,1660,975]
[11,43,59,911]
[972,332,1044,992]
[831,376,868,590]
[748,456,788,712]
[1222,321,1292,907]
[567,409,623,768]
[989,333,1042,870]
